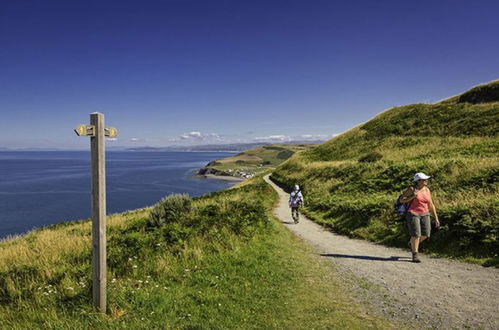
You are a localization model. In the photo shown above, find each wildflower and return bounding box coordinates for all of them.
[138,280,143,283]
[133,265,138,269]
[128,257,133,261]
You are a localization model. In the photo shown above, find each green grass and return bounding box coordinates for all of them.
[0,176,395,329]
[272,81,499,267]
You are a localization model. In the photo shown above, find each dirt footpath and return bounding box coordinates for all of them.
[264,175,499,329]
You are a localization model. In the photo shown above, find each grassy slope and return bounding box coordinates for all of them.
[0,176,394,329]
[272,81,499,266]
[201,144,317,177]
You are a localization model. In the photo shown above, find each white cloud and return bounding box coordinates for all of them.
[165,131,338,145]
[130,137,145,142]
[253,135,291,142]
[298,134,333,140]
[174,131,224,143]
[252,134,335,143]
[180,131,203,139]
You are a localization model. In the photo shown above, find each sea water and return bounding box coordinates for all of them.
[0,151,234,239]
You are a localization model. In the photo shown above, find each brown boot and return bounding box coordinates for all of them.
[412,252,421,263]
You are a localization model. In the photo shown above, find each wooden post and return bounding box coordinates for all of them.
[74,113,117,313]
[90,112,106,313]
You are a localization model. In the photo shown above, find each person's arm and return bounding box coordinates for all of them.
[428,189,440,227]
[399,187,416,203]
[300,192,304,206]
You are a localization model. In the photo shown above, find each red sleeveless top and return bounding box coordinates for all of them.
[407,188,431,215]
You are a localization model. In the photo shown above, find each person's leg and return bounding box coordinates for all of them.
[292,207,299,223]
[419,214,431,245]
[407,213,422,262]
[407,213,422,252]
[410,236,420,252]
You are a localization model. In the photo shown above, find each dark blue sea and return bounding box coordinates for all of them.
[0,151,235,239]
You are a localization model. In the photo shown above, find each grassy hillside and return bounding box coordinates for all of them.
[199,144,317,178]
[272,81,499,266]
[0,176,394,328]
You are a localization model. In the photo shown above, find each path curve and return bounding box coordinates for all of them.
[264,175,499,329]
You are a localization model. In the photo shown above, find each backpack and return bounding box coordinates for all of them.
[289,191,303,207]
[394,196,409,215]
[394,186,416,215]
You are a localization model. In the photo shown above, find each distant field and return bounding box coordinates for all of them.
[199,144,317,178]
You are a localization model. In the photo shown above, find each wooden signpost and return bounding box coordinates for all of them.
[74,112,117,313]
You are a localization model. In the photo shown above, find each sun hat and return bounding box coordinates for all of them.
[413,172,431,182]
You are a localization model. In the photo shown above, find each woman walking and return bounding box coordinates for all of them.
[399,173,440,263]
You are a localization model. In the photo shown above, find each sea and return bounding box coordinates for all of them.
[0,151,236,239]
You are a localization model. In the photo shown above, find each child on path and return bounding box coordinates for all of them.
[289,184,304,224]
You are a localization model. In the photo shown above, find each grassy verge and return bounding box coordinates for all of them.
[0,176,394,329]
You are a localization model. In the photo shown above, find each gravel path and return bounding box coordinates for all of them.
[264,175,499,329]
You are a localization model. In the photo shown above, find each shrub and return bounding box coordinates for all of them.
[263,145,286,151]
[149,194,193,228]
[276,150,294,159]
[458,81,499,104]
[359,152,383,163]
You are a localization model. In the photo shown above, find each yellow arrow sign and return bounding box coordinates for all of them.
[74,125,95,136]
[105,127,118,138]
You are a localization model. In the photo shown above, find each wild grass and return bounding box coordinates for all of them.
[0,176,394,328]
[272,82,499,267]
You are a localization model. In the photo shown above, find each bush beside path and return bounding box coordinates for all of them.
[264,174,499,329]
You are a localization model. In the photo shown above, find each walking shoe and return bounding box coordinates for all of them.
[412,252,421,263]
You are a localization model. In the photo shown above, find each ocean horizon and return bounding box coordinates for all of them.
[0,151,235,239]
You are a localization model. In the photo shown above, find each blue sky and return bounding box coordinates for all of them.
[1,0,498,149]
